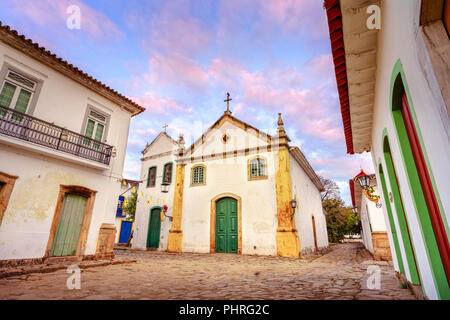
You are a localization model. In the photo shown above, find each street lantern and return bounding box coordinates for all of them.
[351,206,358,215]
[161,182,170,193]
[290,199,297,211]
[354,169,371,190]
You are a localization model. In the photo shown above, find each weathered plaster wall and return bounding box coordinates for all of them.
[0,41,133,260]
[133,135,177,251]
[0,147,121,259]
[290,154,328,254]
[181,151,278,256]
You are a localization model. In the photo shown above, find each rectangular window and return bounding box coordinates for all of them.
[192,166,205,185]
[163,163,173,184]
[0,71,36,118]
[83,109,107,148]
[250,158,265,178]
[147,167,156,187]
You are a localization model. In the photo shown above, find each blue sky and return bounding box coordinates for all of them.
[1,0,374,205]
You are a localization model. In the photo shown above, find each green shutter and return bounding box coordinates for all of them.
[0,82,16,117]
[83,119,95,146]
[85,119,95,138]
[12,89,31,121]
[93,123,104,149]
[14,89,31,113]
[94,123,104,141]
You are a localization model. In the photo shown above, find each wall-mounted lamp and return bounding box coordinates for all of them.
[290,199,297,211]
[353,169,371,190]
[351,206,358,215]
[161,182,170,193]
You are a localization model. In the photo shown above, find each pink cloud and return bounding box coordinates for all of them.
[208,55,343,142]
[7,0,124,40]
[148,52,209,91]
[131,91,193,115]
[258,0,328,38]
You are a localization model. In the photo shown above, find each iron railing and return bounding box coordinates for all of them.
[0,105,113,165]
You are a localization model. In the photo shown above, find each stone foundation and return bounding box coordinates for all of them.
[372,231,392,261]
[94,223,117,260]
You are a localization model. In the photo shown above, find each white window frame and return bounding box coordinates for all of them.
[0,71,37,112]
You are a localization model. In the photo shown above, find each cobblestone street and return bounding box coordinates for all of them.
[0,242,416,300]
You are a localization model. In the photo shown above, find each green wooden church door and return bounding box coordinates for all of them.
[51,194,87,257]
[147,207,161,249]
[215,197,238,253]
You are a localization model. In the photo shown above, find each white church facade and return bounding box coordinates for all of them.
[133,103,328,258]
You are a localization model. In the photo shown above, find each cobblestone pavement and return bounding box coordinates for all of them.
[0,242,416,300]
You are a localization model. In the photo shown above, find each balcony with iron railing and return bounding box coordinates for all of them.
[0,105,113,165]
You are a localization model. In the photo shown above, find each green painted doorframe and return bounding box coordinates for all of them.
[390,60,450,299]
[383,133,422,287]
[378,161,405,275]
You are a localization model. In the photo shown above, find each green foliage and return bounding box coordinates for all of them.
[123,191,137,220]
[321,176,361,243]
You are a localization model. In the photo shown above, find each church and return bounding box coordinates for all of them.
[132,96,328,258]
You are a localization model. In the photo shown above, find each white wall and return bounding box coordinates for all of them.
[0,40,134,260]
[182,151,278,256]
[133,135,177,251]
[369,0,450,299]
[290,154,328,254]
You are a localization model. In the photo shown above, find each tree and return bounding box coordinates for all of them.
[320,176,360,243]
[319,176,341,201]
[123,191,137,220]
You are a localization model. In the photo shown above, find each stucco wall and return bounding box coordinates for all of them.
[181,152,278,256]
[290,154,328,254]
[0,147,122,259]
[369,0,449,299]
[0,41,133,260]
[133,135,177,251]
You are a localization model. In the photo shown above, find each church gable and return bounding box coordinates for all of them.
[142,132,178,158]
[186,114,273,158]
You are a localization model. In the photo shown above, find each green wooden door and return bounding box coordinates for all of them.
[215,197,238,253]
[51,194,87,257]
[147,208,161,248]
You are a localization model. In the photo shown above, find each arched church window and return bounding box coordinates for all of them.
[191,165,206,186]
[248,157,267,180]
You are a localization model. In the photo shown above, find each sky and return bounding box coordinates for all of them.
[1,0,374,205]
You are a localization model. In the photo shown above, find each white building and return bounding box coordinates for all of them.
[325,0,450,299]
[350,174,392,261]
[0,23,144,263]
[133,103,328,258]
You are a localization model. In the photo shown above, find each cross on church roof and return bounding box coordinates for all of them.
[163,124,168,132]
[224,92,232,114]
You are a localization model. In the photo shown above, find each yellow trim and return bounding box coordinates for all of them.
[275,146,300,258]
[247,155,268,181]
[167,163,186,252]
[190,164,207,187]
